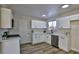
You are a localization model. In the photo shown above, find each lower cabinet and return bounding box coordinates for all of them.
[32,32,52,45]
[32,33,39,44]
[32,33,45,44]
[59,34,71,52]
[1,37,20,54]
[45,34,51,45]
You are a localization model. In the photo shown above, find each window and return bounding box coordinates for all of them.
[48,21,56,30]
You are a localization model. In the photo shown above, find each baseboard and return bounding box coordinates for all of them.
[20,42,32,45]
[21,42,49,45]
[59,46,70,52]
[59,48,69,52]
[32,42,46,45]
[59,48,69,53]
[45,42,51,45]
[71,48,79,52]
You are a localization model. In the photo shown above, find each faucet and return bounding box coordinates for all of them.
[2,31,9,40]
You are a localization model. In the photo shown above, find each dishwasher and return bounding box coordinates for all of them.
[51,35,59,48]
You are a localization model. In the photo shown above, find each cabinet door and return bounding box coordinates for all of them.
[1,8,12,28]
[41,34,45,42]
[57,17,70,28]
[45,34,51,45]
[32,33,44,44]
[47,35,51,45]
[32,33,39,44]
[59,35,68,51]
[39,34,44,43]
[32,20,46,28]
[2,38,20,54]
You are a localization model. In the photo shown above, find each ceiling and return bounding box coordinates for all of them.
[2,4,79,19]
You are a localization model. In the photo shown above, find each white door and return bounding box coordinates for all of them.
[71,20,79,52]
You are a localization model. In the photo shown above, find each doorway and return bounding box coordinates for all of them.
[70,20,79,52]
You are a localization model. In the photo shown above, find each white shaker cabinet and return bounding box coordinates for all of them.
[32,20,47,28]
[45,34,51,45]
[1,37,20,54]
[32,32,51,45]
[32,32,45,44]
[32,33,41,44]
[32,33,40,44]
[0,8,12,28]
[56,17,70,28]
[58,33,71,52]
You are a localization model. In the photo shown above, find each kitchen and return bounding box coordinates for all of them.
[0,4,79,54]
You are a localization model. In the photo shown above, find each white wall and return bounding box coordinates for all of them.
[9,15,47,44]
[9,16,19,34]
[10,16,32,44]
[55,14,79,52]
[18,16,32,44]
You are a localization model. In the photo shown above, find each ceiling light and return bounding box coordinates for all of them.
[62,4,69,8]
[42,14,46,17]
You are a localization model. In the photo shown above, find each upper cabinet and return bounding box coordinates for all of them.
[32,20,47,28]
[0,8,13,28]
[56,14,79,29]
[56,17,70,29]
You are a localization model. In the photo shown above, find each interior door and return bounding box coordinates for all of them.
[71,20,79,52]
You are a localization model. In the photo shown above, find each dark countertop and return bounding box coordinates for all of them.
[2,34,20,38]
